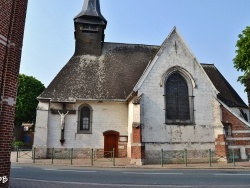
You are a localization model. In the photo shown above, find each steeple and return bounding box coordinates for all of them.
[74,0,107,56]
[74,0,107,26]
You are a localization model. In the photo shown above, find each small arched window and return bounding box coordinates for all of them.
[165,72,194,124]
[80,107,90,130]
[78,104,92,133]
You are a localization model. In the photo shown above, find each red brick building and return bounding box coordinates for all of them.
[0,0,28,187]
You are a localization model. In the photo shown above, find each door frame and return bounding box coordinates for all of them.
[103,130,119,157]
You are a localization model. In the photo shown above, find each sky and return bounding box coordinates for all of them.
[20,0,250,104]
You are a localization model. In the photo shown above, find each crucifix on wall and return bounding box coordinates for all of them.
[51,103,76,145]
[58,110,69,130]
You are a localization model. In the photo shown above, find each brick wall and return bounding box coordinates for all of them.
[132,127,141,143]
[215,134,228,159]
[131,126,145,164]
[222,106,250,160]
[131,145,145,159]
[0,0,28,187]
[221,106,248,131]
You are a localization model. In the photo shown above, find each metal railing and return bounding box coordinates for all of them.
[14,147,245,168]
[92,148,115,166]
[160,149,187,167]
[15,146,33,162]
[160,149,239,167]
[16,147,116,166]
[210,149,236,167]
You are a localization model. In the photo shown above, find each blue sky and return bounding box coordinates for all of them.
[20,0,250,103]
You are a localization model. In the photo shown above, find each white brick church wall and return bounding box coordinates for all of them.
[137,30,218,161]
[127,100,134,158]
[34,101,128,156]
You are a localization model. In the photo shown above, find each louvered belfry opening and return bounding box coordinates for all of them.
[165,73,190,121]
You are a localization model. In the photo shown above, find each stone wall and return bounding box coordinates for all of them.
[46,148,92,159]
[34,147,127,159]
[144,142,214,164]
[0,0,28,187]
[145,149,212,164]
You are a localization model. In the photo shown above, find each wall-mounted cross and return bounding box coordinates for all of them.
[51,103,76,145]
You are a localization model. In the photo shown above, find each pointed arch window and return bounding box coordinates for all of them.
[78,104,93,133]
[165,72,194,124]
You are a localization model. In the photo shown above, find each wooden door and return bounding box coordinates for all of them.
[104,131,119,158]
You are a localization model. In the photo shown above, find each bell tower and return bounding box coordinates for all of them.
[74,0,107,56]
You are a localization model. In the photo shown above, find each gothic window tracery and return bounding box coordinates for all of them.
[165,71,194,125]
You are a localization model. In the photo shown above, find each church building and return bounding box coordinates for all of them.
[34,0,250,165]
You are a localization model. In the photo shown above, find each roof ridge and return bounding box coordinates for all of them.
[103,41,160,47]
[201,63,215,66]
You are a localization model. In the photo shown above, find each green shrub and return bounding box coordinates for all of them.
[12,141,25,147]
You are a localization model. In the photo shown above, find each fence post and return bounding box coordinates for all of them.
[16,146,19,162]
[111,148,113,160]
[33,147,35,163]
[91,148,93,166]
[70,148,73,165]
[113,148,115,166]
[232,150,235,167]
[52,148,54,164]
[184,149,187,167]
[209,149,212,167]
[212,150,214,163]
[161,149,164,167]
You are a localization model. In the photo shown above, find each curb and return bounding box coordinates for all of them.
[11,161,250,170]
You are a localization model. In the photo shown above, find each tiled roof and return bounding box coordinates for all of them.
[38,42,159,101]
[202,64,247,108]
[39,44,247,109]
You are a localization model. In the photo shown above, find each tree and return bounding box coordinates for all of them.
[233,26,250,107]
[14,74,45,127]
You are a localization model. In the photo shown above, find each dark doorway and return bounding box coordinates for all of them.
[103,131,119,158]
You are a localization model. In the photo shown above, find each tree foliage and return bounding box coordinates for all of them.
[233,26,250,85]
[14,74,45,127]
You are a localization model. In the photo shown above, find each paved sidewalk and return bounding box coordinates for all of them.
[11,151,250,169]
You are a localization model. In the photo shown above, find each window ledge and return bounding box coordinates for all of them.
[165,120,194,125]
[76,131,92,134]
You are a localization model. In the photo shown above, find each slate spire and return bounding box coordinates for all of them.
[74,0,107,28]
[74,0,107,56]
